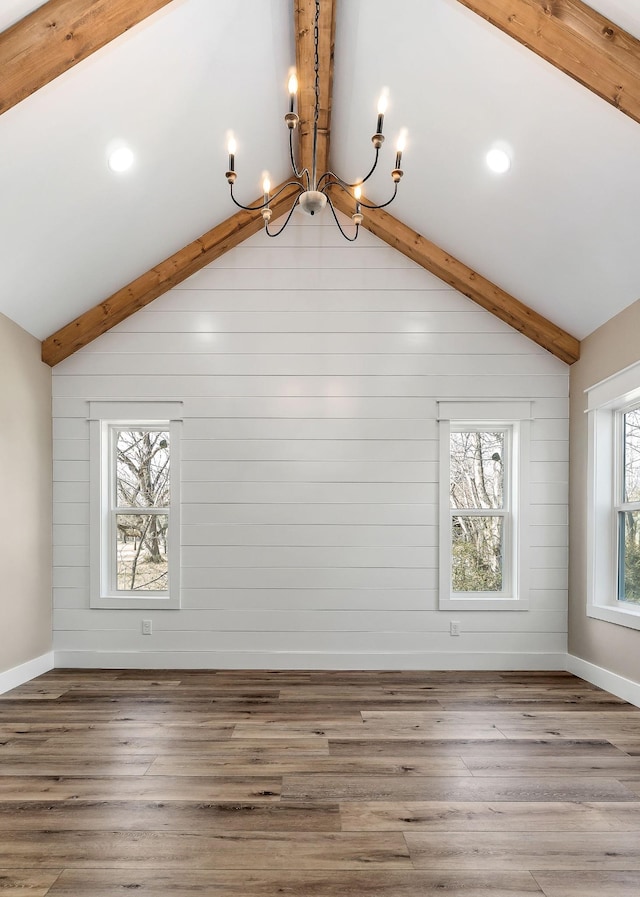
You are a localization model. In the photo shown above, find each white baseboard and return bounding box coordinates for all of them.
[0,652,55,696]
[53,650,568,671]
[566,654,640,709]
[7,652,638,709]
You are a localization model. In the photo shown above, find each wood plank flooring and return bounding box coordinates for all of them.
[0,670,639,896]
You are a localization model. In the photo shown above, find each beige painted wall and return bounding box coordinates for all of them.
[0,312,52,674]
[569,298,640,683]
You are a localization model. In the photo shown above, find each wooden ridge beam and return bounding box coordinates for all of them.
[0,0,174,116]
[295,0,336,180]
[456,0,640,125]
[331,190,580,365]
[41,183,300,366]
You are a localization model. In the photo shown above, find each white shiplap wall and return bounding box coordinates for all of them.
[52,215,569,668]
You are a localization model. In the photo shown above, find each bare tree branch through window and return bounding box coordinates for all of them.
[114,430,170,591]
[450,430,505,592]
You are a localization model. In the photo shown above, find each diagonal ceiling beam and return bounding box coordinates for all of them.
[41,183,300,366]
[331,189,580,365]
[0,0,173,116]
[295,0,336,180]
[456,0,640,125]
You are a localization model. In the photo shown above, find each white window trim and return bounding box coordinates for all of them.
[586,363,640,631]
[438,400,531,611]
[89,401,182,610]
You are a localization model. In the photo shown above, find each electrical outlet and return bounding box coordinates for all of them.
[142,619,152,635]
[450,620,461,637]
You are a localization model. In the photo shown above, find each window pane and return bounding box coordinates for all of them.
[116,430,170,509]
[452,515,503,592]
[116,514,169,591]
[618,510,640,605]
[450,431,505,510]
[624,409,640,503]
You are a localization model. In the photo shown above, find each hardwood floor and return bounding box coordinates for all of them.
[0,670,640,896]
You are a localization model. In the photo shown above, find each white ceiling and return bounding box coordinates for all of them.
[1,0,640,344]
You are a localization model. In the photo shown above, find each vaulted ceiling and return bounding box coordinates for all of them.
[2,0,640,367]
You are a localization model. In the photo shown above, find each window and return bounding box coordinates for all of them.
[89,402,181,610]
[617,406,640,606]
[587,364,640,630]
[450,428,509,593]
[112,428,170,593]
[439,401,530,610]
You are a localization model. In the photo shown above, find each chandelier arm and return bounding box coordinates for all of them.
[320,179,367,206]
[264,194,303,238]
[288,130,311,188]
[229,181,304,212]
[359,182,399,210]
[229,187,269,212]
[323,193,360,242]
[316,149,381,192]
[267,180,306,204]
[320,178,362,216]
[358,148,381,186]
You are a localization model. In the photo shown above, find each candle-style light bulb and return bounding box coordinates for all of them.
[353,184,362,215]
[227,136,237,171]
[262,174,271,203]
[288,72,298,113]
[352,184,363,226]
[376,89,389,136]
[395,130,407,169]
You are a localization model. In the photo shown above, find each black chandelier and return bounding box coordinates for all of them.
[224,0,406,241]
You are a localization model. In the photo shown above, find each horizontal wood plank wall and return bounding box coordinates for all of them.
[51,216,569,668]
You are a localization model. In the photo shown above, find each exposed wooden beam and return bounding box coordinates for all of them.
[456,0,640,125]
[331,190,580,365]
[0,0,173,116]
[41,184,300,366]
[294,0,336,180]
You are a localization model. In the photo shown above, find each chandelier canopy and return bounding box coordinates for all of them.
[224,0,406,241]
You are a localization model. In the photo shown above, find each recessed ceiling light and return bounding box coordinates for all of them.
[108,146,135,173]
[486,147,511,174]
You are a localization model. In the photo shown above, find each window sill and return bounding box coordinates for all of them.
[440,595,529,611]
[91,594,180,610]
[587,602,640,632]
